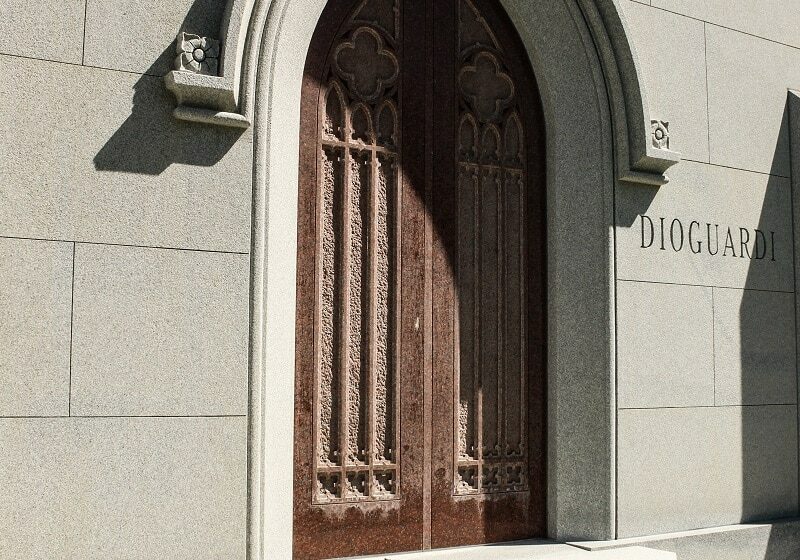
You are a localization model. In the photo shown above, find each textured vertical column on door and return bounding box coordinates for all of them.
[454,0,529,496]
[313,0,402,504]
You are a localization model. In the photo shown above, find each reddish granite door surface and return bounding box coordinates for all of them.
[293,0,546,557]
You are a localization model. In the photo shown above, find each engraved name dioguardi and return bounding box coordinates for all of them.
[640,215,776,261]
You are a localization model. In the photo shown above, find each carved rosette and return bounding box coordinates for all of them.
[454,0,530,496]
[651,120,670,150]
[174,32,220,75]
[313,0,401,504]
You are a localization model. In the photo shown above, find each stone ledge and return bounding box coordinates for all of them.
[350,541,675,560]
[568,518,800,551]
[568,518,800,560]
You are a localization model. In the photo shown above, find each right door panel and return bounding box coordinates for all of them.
[430,0,547,547]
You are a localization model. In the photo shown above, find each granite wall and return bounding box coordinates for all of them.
[1,0,800,557]
[0,0,251,557]
[616,0,800,539]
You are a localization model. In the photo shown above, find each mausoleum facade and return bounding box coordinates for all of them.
[1,0,799,559]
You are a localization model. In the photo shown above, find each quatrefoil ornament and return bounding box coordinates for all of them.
[334,27,399,103]
[459,52,514,123]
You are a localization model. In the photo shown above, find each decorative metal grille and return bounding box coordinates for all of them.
[314,0,402,504]
[454,0,529,496]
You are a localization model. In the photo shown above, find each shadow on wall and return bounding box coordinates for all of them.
[763,518,800,560]
[615,183,659,229]
[741,97,800,560]
[614,98,799,560]
[94,0,245,175]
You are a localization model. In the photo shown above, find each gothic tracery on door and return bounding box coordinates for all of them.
[294,0,546,557]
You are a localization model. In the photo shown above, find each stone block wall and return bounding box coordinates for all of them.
[2,0,800,555]
[616,0,800,538]
[0,0,251,557]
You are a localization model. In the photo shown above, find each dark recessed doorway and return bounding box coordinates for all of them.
[293,0,546,557]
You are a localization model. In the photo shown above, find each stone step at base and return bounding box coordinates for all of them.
[346,542,676,560]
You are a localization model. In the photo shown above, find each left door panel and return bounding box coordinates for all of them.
[293,1,427,558]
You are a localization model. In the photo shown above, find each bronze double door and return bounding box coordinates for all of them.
[293,0,545,557]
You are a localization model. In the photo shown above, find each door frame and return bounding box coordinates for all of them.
[236,0,679,557]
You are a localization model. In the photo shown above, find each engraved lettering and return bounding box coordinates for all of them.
[754,230,767,259]
[637,218,779,263]
[641,215,654,249]
[771,231,776,261]
[708,223,719,256]
[670,219,684,252]
[739,228,751,259]
[723,228,736,257]
[689,221,701,254]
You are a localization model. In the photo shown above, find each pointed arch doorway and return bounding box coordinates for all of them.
[293,0,546,557]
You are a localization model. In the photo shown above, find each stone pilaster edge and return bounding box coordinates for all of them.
[786,89,800,492]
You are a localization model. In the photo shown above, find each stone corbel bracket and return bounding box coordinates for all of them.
[164,0,681,185]
[164,0,258,129]
[577,0,681,186]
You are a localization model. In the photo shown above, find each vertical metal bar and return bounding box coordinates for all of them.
[339,111,353,491]
[453,161,462,481]
[313,104,325,502]
[367,144,379,498]
[474,165,483,491]
[497,165,505,475]
[519,169,527,459]
[423,0,435,541]
[393,0,403,498]
[393,152,402,490]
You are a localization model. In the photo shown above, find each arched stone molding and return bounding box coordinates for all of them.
[165,0,680,185]
[577,0,681,186]
[166,0,671,558]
